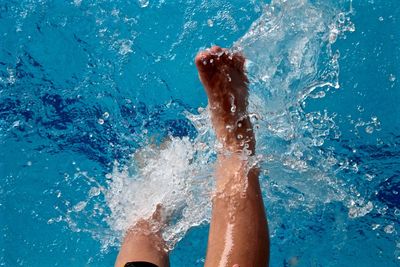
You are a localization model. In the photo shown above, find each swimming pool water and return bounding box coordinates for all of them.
[1,0,399,266]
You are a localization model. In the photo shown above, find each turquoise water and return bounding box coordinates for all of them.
[1,0,399,266]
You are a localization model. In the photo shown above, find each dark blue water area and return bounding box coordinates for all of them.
[0,0,399,266]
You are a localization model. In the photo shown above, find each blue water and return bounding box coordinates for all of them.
[1,0,399,266]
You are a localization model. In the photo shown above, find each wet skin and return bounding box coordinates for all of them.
[196,46,270,267]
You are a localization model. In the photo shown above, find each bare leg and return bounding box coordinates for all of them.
[115,206,170,267]
[195,46,270,267]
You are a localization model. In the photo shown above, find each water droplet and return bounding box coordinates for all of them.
[394,209,400,216]
[73,201,87,212]
[329,28,339,43]
[372,224,380,230]
[89,187,101,197]
[338,13,345,23]
[12,120,20,128]
[207,19,214,27]
[365,125,374,134]
[384,224,395,234]
[138,0,149,8]
[74,0,82,6]
[365,173,375,181]
[313,138,324,146]
[226,125,234,132]
[316,91,326,98]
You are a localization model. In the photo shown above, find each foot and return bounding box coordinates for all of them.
[195,46,255,154]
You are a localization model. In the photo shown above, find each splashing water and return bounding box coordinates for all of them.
[101,0,359,251]
[235,0,356,213]
[3,0,398,266]
[105,136,215,249]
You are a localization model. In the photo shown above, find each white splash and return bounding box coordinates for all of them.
[105,135,215,249]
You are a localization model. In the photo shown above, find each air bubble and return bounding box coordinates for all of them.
[98,118,105,125]
[389,74,396,82]
[207,19,214,27]
[378,16,384,21]
[230,105,236,113]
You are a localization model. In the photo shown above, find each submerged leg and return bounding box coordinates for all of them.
[115,206,170,267]
[195,46,270,267]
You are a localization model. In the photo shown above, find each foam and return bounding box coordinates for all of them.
[105,131,216,249]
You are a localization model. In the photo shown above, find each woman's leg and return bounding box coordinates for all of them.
[195,46,270,267]
[115,206,170,267]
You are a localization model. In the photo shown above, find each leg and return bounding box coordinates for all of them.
[195,46,270,267]
[115,206,170,267]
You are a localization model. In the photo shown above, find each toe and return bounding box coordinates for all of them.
[195,51,207,69]
[210,45,223,54]
[195,50,216,72]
